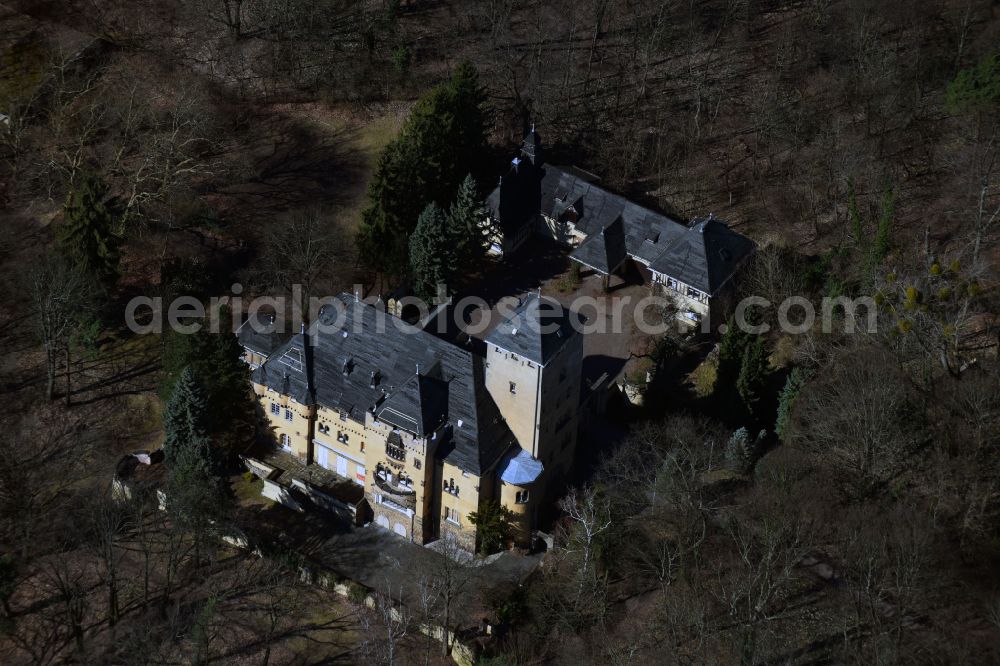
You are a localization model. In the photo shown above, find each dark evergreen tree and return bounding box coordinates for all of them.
[775,366,811,441]
[358,62,488,275]
[162,367,212,469]
[447,173,488,272]
[736,336,770,417]
[715,315,750,392]
[409,202,455,301]
[468,499,515,555]
[725,427,767,474]
[161,308,253,460]
[58,174,120,290]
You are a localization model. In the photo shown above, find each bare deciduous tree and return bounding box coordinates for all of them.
[359,579,412,666]
[27,254,93,402]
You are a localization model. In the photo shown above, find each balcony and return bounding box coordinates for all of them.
[373,470,416,507]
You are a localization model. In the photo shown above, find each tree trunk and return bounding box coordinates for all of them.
[46,350,56,400]
[64,345,72,406]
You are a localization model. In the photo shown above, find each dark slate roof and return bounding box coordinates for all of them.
[251,330,314,404]
[255,295,514,476]
[484,293,581,366]
[375,362,449,436]
[485,161,543,237]
[537,165,687,257]
[520,126,543,165]
[486,126,756,295]
[569,215,627,275]
[236,309,289,356]
[649,217,757,294]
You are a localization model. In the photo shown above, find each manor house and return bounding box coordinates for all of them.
[248,292,585,552]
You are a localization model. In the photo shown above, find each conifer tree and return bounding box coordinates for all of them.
[775,366,811,441]
[468,499,515,555]
[736,336,770,417]
[358,62,487,275]
[163,367,227,561]
[161,309,253,460]
[447,173,488,271]
[715,315,750,392]
[58,174,120,290]
[162,367,213,470]
[725,427,766,474]
[410,202,455,301]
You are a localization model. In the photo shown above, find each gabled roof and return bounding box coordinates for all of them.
[649,217,756,294]
[374,362,449,436]
[569,215,627,275]
[537,166,687,254]
[484,292,581,366]
[251,330,313,404]
[236,309,289,357]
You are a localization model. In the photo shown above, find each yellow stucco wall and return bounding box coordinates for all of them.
[254,382,314,462]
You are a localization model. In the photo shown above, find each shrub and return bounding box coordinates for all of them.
[347,580,368,604]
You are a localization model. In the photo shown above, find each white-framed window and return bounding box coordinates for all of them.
[279,434,292,451]
[515,490,530,504]
[270,403,280,416]
[284,408,294,422]
[444,507,461,525]
[337,431,349,443]
[686,287,701,301]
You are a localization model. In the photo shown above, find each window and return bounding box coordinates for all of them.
[509,382,517,395]
[270,403,280,416]
[667,277,678,290]
[318,423,329,435]
[414,458,421,470]
[386,435,405,462]
[445,507,461,525]
[686,287,701,300]
[279,434,291,451]
[337,431,349,444]
[284,408,294,422]
[515,490,530,504]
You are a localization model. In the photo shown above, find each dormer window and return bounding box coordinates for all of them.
[370,370,380,388]
[342,358,354,375]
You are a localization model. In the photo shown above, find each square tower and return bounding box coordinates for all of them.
[484,294,583,474]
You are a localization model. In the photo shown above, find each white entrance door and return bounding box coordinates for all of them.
[393,523,406,538]
[336,455,347,478]
[315,445,330,470]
